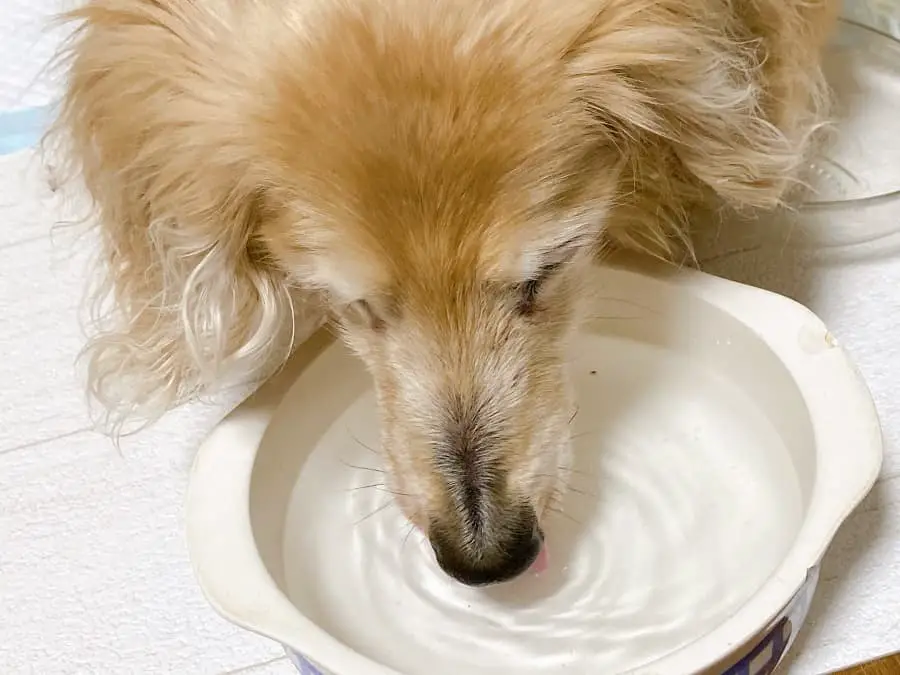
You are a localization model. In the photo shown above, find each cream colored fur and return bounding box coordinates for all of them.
[51,0,838,581]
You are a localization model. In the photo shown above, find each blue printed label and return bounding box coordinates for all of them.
[284,647,325,675]
[721,565,819,675]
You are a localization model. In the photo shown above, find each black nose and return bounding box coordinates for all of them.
[429,524,544,587]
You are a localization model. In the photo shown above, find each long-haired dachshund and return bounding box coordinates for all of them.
[53,0,838,585]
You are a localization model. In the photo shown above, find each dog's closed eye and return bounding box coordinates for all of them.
[515,261,565,316]
[342,299,387,331]
[514,236,586,316]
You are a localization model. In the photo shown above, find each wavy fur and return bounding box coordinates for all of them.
[51,0,836,578]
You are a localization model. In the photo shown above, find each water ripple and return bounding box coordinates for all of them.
[283,337,803,674]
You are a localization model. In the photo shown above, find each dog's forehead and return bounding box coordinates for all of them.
[306,210,579,303]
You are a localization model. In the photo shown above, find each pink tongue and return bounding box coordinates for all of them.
[530,545,549,575]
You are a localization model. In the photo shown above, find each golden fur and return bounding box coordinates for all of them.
[52,0,838,583]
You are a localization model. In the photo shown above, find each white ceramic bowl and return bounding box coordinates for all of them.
[186,257,881,675]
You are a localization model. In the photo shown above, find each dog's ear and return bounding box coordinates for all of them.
[563,0,828,212]
[50,4,294,429]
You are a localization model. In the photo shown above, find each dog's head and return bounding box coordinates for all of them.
[279,213,601,587]
[256,7,620,586]
[62,0,826,585]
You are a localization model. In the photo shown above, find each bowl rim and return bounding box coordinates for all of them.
[185,257,883,675]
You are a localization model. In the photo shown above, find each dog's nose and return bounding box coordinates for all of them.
[428,509,543,586]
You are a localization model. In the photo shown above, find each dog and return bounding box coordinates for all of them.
[52,0,838,586]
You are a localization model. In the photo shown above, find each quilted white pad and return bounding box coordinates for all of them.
[0,0,71,112]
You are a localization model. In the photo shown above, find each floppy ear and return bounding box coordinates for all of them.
[50,3,296,429]
[563,0,831,254]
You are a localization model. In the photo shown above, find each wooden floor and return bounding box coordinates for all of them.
[836,654,900,674]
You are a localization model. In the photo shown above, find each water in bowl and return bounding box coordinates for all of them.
[279,326,803,674]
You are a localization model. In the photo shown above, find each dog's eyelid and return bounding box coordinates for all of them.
[346,298,388,331]
[522,231,590,280]
[526,239,582,281]
[514,256,572,316]
[532,258,566,281]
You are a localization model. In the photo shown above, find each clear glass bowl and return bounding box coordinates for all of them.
[791,15,900,248]
[693,11,900,261]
